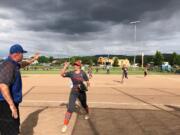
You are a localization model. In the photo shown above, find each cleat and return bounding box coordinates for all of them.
[61,125,68,133]
[84,114,90,120]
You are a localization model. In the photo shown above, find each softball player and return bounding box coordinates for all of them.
[60,60,90,133]
[121,65,128,83]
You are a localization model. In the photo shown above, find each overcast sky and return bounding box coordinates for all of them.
[0,0,180,57]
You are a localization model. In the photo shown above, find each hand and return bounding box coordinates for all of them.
[64,62,70,68]
[33,53,40,60]
[9,105,18,119]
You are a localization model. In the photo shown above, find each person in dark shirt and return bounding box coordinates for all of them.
[144,66,148,77]
[0,44,40,135]
[60,60,90,133]
[121,64,128,83]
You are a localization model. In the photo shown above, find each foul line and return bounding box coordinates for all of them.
[22,100,180,107]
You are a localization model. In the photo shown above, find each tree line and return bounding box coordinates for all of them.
[37,51,180,67]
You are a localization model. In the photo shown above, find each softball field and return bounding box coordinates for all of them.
[20,74,180,135]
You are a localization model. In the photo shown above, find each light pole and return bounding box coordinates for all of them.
[130,21,141,65]
[106,47,110,65]
[141,52,144,68]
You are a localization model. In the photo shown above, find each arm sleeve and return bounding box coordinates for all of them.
[20,61,30,68]
[0,62,15,86]
[82,71,89,81]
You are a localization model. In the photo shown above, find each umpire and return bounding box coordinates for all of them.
[0,44,39,135]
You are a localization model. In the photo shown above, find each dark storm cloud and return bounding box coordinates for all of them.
[0,0,180,56]
[0,0,178,34]
[24,19,103,34]
[90,0,174,22]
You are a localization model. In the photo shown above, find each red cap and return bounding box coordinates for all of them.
[73,60,82,67]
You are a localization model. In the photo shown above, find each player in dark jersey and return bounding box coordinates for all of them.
[121,64,128,83]
[60,60,90,133]
[144,66,148,77]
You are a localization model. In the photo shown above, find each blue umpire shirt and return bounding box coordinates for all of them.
[0,57,22,104]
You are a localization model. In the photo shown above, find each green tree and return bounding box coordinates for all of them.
[49,56,54,63]
[178,55,180,65]
[70,57,76,64]
[113,57,119,67]
[38,56,49,63]
[88,59,94,66]
[170,52,179,66]
[154,51,164,66]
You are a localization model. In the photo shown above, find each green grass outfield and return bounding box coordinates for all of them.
[21,68,174,75]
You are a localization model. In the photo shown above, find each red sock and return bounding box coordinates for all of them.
[64,112,72,125]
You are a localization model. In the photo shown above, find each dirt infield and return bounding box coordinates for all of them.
[19,74,180,135]
[73,108,180,135]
